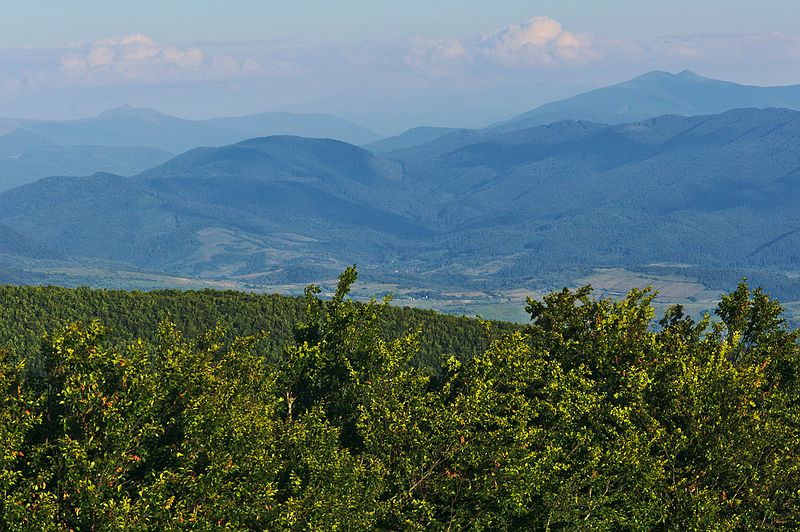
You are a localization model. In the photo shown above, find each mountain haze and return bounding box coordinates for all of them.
[4,71,800,299]
[0,145,173,192]
[203,112,381,146]
[0,106,381,154]
[0,107,381,190]
[3,107,800,297]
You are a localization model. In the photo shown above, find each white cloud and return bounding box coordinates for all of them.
[401,16,599,76]
[478,17,599,67]
[58,34,261,84]
[4,20,800,116]
[403,36,469,77]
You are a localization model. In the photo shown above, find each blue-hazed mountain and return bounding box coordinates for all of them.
[0,222,60,260]
[2,108,800,296]
[139,136,402,186]
[492,70,800,131]
[0,137,423,282]
[392,108,800,281]
[272,79,592,135]
[202,112,381,146]
[363,126,463,154]
[0,107,219,153]
[0,106,382,191]
[0,128,52,157]
[0,106,382,154]
[0,145,174,192]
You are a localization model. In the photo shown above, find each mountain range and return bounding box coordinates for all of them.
[493,70,800,130]
[0,106,381,152]
[0,145,174,192]
[271,79,593,135]
[2,108,800,295]
[2,70,800,301]
[0,107,381,190]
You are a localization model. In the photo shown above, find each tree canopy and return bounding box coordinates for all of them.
[0,269,798,529]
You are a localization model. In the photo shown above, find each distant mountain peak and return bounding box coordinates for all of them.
[635,70,674,80]
[96,105,172,122]
[630,70,710,84]
[493,69,800,131]
[232,134,360,152]
[676,69,702,78]
[136,133,393,184]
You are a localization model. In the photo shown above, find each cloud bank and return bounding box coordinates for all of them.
[58,34,262,85]
[403,17,599,77]
[1,16,799,120]
[404,36,470,77]
[4,17,798,94]
[478,16,598,67]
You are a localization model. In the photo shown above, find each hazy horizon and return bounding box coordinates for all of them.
[3,1,799,133]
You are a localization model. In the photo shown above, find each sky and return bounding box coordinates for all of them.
[1,1,799,132]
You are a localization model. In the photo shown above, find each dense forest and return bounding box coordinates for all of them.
[1,267,799,529]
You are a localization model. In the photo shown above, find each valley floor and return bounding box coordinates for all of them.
[7,254,794,325]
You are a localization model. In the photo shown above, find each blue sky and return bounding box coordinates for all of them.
[1,1,799,129]
[3,1,798,46]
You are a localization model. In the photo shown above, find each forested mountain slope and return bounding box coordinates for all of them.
[0,282,517,373]
[0,137,425,281]
[2,108,800,297]
[395,108,800,276]
[362,126,463,154]
[0,223,60,260]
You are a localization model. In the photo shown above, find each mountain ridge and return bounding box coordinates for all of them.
[4,70,800,300]
[492,70,800,131]
[0,106,382,153]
